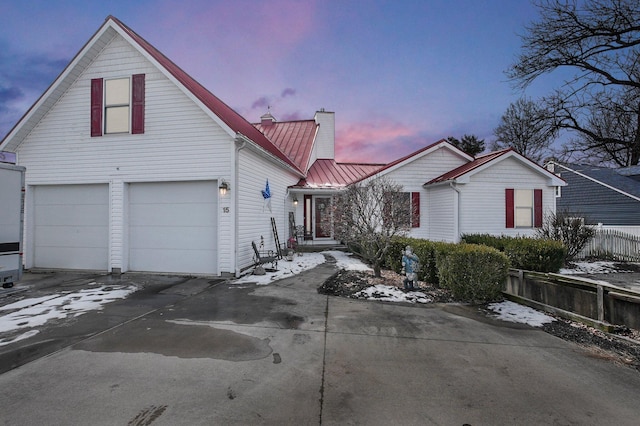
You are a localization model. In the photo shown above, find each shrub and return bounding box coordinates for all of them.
[503,237,565,272]
[535,210,595,260]
[386,237,448,285]
[461,234,566,273]
[436,243,509,303]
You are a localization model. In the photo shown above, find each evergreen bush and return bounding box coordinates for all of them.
[436,243,510,303]
[461,234,566,272]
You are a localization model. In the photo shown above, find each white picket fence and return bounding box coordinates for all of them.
[578,228,640,262]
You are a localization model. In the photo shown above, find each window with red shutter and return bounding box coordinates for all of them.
[411,192,420,228]
[131,74,145,134]
[92,74,145,135]
[534,189,543,228]
[505,188,515,228]
[90,78,103,137]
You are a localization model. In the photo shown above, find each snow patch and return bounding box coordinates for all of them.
[354,285,432,304]
[0,285,137,338]
[487,301,555,327]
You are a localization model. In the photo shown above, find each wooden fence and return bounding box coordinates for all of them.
[578,229,640,262]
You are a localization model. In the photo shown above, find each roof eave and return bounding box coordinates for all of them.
[1,20,118,152]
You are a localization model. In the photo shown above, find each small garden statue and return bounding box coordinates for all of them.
[401,246,419,291]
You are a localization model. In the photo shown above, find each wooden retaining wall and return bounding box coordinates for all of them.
[504,269,640,331]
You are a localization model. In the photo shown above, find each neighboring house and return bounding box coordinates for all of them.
[0,16,565,277]
[548,162,640,229]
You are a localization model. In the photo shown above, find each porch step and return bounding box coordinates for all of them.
[296,244,349,253]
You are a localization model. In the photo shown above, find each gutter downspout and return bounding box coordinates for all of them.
[450,181,461,242]
[234,135,247,277]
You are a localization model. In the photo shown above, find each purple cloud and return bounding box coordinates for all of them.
[251,96,271,110]
[281,88,296,98]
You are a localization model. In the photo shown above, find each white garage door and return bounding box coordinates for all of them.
[128,181,217,274]
[34,184,109,270]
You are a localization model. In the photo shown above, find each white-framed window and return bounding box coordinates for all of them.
[383,191,420,228]
[515,189,534,228]
[104,77,130,134]
[92,74,144,137]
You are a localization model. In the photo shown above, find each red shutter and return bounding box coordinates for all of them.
[90,78,103,137]
[411,192,420,228]
[131,74,145,134]
[505,189,514,228]
[534,189,543,228]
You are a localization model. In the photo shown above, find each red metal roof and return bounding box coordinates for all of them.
[108,16,303,175]
[254,120,317,172]
[294,159,385,188]
[425,149,512,185]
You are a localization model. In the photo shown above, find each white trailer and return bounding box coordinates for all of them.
[0,163,25,288]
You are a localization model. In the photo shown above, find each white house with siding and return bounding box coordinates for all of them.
[0,16,565,277]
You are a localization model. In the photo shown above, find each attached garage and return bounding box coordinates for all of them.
[128,181,218,274]
[33,184,109,270]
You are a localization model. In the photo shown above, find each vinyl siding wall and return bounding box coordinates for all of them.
[458,157,555,238]
[557,172,640,226]
[427,185,456,241]
[383,146,468,239]
[16,34,234,272]
[236,147,299,273]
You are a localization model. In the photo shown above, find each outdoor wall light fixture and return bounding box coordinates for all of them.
[293,196,298,206]
[219,180,230,195]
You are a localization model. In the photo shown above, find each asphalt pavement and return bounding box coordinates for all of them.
[1,258,640,425]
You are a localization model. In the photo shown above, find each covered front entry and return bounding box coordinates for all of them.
[32,184,109,270]
[303,194,334,241]
[128,181,218,274]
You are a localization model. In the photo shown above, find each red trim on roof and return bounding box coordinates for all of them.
[107,16,302,174]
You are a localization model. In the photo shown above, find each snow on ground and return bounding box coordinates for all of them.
[487,301,556,327]
[559,261,631,275]
[0,251,573,345]
[353,285,432,304]
[0,285,136,346]
[233,252,327,285]
[233,250,371,285]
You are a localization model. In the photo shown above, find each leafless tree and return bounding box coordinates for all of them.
[508,0,640,166]
[492,97,557,164]
[333,177,411,277]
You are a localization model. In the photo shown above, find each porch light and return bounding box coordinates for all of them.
[293,196,298,206]
[219,180,230,195]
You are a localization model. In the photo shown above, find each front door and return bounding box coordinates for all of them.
[314,197,332,238]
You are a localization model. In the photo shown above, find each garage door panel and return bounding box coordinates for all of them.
[129,203,215,226]
[129,181,216,203]
[33,184,109,270]
[35,247,108,270]
[129,226,216,250]
[128,181,217,274]
[35,205,108,227]
[35,184,108,205]
[35,226,109,248]
[130,249,215,274]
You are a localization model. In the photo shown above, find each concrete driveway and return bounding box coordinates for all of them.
[1,258,640,425]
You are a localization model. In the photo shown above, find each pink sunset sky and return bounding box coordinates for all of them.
[0,0,563,163]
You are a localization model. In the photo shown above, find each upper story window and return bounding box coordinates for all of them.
[104,78,130,134]
[91,74,145,137]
